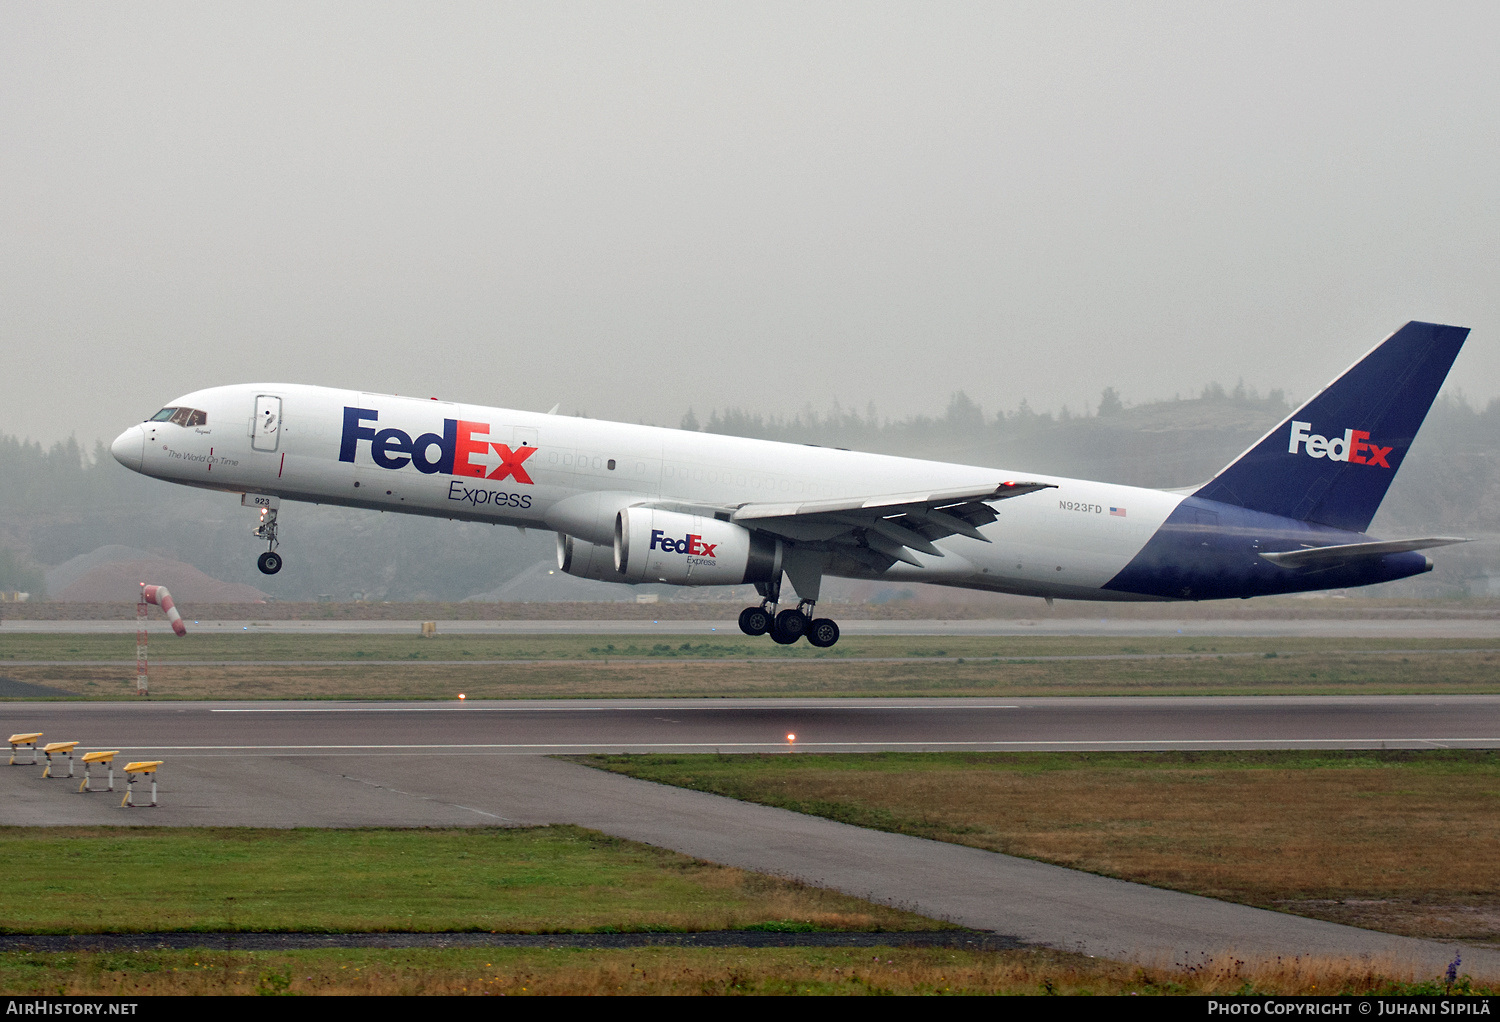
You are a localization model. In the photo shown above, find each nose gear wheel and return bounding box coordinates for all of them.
[253,507,283,575]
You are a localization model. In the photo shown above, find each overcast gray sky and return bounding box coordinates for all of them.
[3,3,1496,450]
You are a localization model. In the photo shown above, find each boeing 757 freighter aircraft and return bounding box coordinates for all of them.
[111,322,1469,646]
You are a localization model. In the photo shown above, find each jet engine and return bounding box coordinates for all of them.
[613,508,782,586]
[556,533,622,581]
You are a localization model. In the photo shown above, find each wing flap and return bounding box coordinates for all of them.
[644,481,1054,569]
[724,480,1055,565]
[730,480,1055,522]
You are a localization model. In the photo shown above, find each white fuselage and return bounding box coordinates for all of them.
[112,383,1187,601]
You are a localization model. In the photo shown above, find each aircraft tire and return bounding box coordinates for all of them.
[257,551,283,575]
[806,618,840,647]
[772,609,809,644]
[738,607,771,636]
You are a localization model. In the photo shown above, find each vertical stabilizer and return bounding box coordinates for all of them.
[1193,321,1468,533]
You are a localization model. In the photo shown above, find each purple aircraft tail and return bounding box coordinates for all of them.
[1193,321,1468,533]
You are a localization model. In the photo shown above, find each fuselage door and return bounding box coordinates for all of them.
[252,395,282,452]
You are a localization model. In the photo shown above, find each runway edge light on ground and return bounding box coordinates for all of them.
[121,761,163,809]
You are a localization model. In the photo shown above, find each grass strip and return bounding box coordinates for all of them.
[4,632,1497,662]
[0,825,934,935]
[0,946,1490,996]
[3,636,1498,700]
[578,750,1500,943]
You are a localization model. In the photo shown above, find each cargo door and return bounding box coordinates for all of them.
[251,395,282,452]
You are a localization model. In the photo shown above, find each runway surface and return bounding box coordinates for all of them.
[6,696,1497,974]
[8,617,1500,638]
[6,695,1500,757]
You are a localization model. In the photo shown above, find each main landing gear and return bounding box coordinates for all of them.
[254,507,282,575]
[737,582,841,647]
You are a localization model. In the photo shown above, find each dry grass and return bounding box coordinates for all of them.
[3,637,1498,700]
[5,632,1496,661]
[583,751,1500,943]
[0,946,1489,996]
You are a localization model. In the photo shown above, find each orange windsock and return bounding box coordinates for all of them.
[142,585,187,636]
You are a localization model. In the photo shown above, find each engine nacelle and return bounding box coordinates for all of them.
[556,533,622,582]
[614,508,782,586]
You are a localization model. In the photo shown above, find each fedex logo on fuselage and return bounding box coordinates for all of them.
[339,407,536,483]
[650,530,717,557]
[1287,421,1392,467]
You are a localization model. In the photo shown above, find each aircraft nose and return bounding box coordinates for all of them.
[111,426,144,472]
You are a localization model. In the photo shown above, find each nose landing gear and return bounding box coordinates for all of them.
[254,507,282,575]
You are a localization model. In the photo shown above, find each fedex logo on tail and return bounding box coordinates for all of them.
[339,407,536,483]
[1287,421,1393,467]
[650,530,717,557]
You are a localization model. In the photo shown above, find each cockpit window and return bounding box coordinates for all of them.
[151,407,207,426]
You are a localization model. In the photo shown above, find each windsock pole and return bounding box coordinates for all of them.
[136,587,148,696]
[136,583,187,697]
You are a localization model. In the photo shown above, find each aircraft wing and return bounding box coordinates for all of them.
[1258,536,1468,569]
[712,480,1056,567]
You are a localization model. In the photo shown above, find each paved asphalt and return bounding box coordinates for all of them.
[5,696,1498,975]
[5,696,1498,757]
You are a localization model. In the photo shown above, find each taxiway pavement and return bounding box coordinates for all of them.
[5,696,1497,976]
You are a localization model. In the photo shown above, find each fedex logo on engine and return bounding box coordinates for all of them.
[339,407,536,483]
[650,530,718,558]
[1287,421,1392,467]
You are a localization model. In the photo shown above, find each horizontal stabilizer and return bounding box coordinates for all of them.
[1258,536,1468,569]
